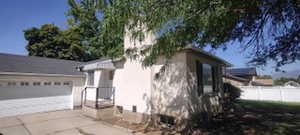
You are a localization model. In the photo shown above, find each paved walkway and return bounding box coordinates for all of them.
[0,110,134,135]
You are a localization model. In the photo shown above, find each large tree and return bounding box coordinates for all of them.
[66,0,124,59]
[88,0,299,68]
[25,0,124,61]
[24,24,91,61]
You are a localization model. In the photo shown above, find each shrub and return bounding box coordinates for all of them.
[223,83,242,102]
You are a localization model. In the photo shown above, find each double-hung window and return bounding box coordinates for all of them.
[196,61,218,96]
[202,64,213,93]
[196,61,203,96]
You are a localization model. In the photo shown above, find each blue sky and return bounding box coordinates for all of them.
[0,0,68,54]
[0,0,299,77]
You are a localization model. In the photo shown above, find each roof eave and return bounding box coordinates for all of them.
[0,72,85,78]
[79,57,125,71]
[183,46,232,67]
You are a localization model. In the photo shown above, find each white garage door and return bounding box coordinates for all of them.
[0,81,73,118]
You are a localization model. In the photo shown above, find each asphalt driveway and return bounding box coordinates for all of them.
[0,110,134,135]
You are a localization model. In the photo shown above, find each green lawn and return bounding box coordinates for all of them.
[237,100,300,135]
[197,100,300,135]
[237,100,300,114]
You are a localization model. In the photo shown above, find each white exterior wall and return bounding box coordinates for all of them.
[112,26,154,114]
[113,61,152,114]
[151,53,189,118]
[0,74,85,107]
[109,25,225,119]
[151,52,224,119]
[184,52,224,117]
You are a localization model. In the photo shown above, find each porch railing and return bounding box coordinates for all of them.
[81,86,115,109]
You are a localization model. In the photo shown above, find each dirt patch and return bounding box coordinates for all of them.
[101,117,168,134]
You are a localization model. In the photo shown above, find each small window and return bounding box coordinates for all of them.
[33,82,41,86]
[203,64,213,93]
[63,82,71,86]
[54,82,61,85]
[44,82,51,86]
[87,71,94,86]
[132,105,137,112]
[7,82,17,86]
[21,82,29,86]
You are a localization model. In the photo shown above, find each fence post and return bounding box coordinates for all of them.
[258,86,261,101]
[280,87,284,102]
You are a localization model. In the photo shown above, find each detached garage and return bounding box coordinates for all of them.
[0,53,85,118]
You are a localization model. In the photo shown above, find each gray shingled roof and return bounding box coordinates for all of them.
[0,53,84,76]
[226,68,257,76]
[223,73,250,82]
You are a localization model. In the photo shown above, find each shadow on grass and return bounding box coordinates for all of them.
[189,100,300,135]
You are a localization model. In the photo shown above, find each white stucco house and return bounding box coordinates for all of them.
[0,30,231,124]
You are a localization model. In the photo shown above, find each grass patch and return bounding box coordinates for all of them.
[237,100,300,114]
[188,100,300,135]
[232,100,300,135]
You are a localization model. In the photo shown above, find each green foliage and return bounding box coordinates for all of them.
[66,0,124,59]
[24,0,300,67]
[274,76,300,85]
[24,24,91,61]
[99,0,300,67]
[25,0,124,61]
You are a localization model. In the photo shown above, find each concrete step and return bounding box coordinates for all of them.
[81,105,116,120]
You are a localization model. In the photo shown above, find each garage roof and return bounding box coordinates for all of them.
[0,53,84,76]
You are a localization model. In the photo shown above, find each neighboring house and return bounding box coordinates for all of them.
[223,68,257,86]
[252,78,274,86]
[227,67,257,81]
[0,30,231,124]
[223,73,250,86]
[0,53,85,117]
[78,31,231,123]
[224,68,274,86]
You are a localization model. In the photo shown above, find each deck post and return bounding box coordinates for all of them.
[95,87,99,109]
[113,87,115,105]
[84,87,87,105]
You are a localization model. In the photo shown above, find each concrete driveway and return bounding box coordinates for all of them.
[0,110,134,135]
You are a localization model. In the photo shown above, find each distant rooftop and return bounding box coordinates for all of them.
[0,53,84,76]
[226,67,257,76]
